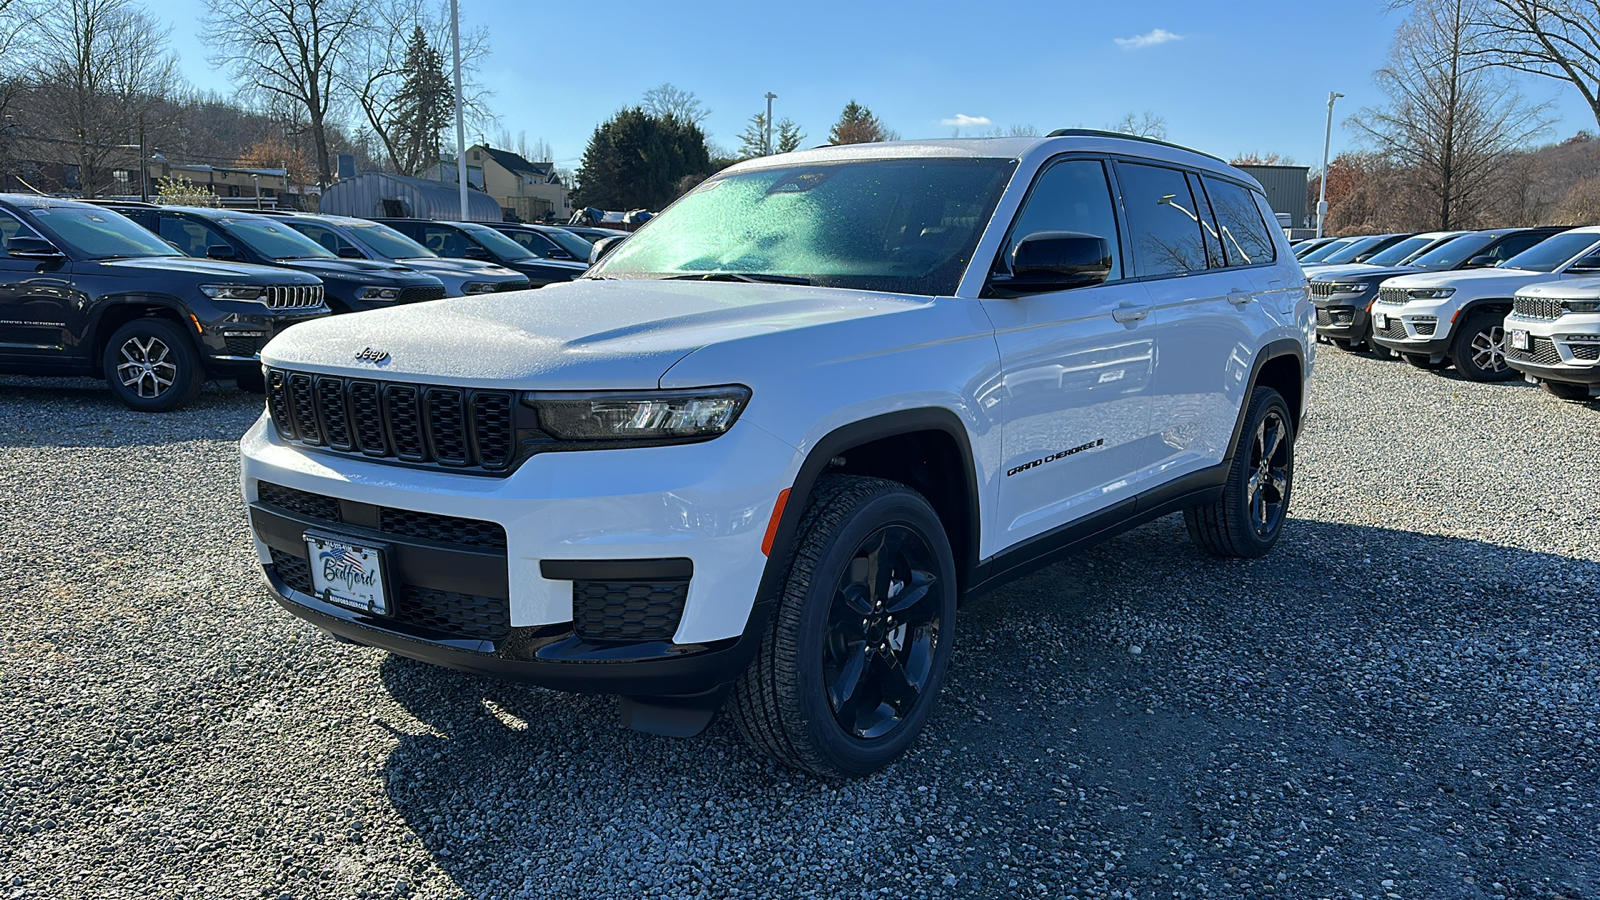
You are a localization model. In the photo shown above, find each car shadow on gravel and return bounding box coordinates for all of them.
[369,516,1599,899]
[0,377,262,448]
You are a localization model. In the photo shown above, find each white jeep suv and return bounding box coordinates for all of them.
[1370,226,1600,380]
[240,133,1313,777]
[1505,279,1600,400]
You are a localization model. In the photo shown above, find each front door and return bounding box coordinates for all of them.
[0,210,76,360]
[981,157,1160,549]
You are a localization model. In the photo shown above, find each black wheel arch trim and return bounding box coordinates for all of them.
[1221,337,1305,467]
[88,294,198,354]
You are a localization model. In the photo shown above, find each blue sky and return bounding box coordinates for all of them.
[154,0,1595,170]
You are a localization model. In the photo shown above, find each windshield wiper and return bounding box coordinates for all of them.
[664,272,813,285]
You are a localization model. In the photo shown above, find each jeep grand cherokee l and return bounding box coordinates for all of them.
[0,194,326,410]
[241,133,1312,777]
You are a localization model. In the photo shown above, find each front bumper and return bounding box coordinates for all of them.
[198,307,327,375]
[1368,301,1453,358]
[1312,293,1372,342]
[1503,315,1600,385]
[239,414,799,695]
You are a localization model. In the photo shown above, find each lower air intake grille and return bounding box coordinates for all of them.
[271,548,314,594]
[377,507,507,549]
[1572,343,1600,361]
[572,580,689,643]
[397,586,511,640]
[257,482,342,521]
[1315,308,1331,326]
[398,285,448,304]
[1378,319,1409,340]
[1509,337,1563,366]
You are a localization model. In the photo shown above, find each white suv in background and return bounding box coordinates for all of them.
[239,133,1312,777]
[1370,226,1600,380]
[1505,279,1600,400]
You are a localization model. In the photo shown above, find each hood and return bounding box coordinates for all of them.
[396,258,525,281]
[1380,267,1552,291]
[1302,262,1381,278]
[1310,265,1416,285]
[97,256,321,283]
[278,258,439,283]
[261,278,928,389]
[1519,276,1600,300]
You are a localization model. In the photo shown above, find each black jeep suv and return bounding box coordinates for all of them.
[0,195,327,411]
[107,205,448,314]
[375,219,589,286]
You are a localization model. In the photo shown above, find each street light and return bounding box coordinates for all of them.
[1316,91,1344,239]
[450,0,468,221]
[764,92,777,155]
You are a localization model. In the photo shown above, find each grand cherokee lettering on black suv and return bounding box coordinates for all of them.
[241,133,1313,777]
[0,195,327,410]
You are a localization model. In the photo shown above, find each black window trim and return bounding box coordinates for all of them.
[985,151,1133,292]
[1106,157,1282,285]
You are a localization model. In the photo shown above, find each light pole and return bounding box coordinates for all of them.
[252,173,260,209]
[764,92,777,155]
[1316,91,1344,239]
[450,0,469,221]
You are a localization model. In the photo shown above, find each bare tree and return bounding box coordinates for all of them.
[1231,152,1298,165]
[0,0,42,164]
[642,83,709,126]
[1106,111,1167,139]
[33,0,180,196]
[204,0,364,186]
[1351,0,1548,228]
[1460,0,1600,129]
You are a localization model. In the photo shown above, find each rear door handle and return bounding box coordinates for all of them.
[1111,302,1150,324]
[1228,288,1254,307]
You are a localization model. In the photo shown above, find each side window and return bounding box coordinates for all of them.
[158,216,229,258]
[1003,158,1122,282]
[1202,176,1277,268]
[1188,173,1226,269]
[1116,163,1210,277]
[421,225,466,256]
[1488,232,1545,262]
[294,224,355,256]
[0,211,37,259]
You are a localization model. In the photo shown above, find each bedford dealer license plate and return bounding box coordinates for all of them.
[305,533,388,614]
[1511,329,1530,351]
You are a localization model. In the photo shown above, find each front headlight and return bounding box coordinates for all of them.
[1563,300,1600,313]
[463,281,497,294]
[520,387,751,443]
[1329,283,1369,294]
[1407,288,1455,300]
[361,286,402,300]
[200,284,265,301]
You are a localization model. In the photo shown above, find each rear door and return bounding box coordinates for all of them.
[981,156,1160,547]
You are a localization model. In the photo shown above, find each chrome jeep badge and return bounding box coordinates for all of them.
[353,347,389,363]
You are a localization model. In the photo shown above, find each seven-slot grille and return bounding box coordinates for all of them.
[264,285,324,309]
[1310,282,1333,299]
[1377,287,1408,305]
[1512,295,1565,319]
[266,369,518,473]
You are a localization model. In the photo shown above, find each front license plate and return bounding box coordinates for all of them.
[1374,313,1388,329]
[304,533,388,614]
[1511,329,1530,351]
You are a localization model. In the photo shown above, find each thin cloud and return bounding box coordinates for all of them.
[940,114,992,127]
[1115,28,1183,50]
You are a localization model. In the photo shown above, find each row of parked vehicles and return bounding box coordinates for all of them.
[0,193,628,410]
[1296,227,1600,400]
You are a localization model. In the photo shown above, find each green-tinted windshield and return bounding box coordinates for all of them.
[26,207,180,259]
[348,221,435,259]
[593,158,1017,295]
[221,217,336,260]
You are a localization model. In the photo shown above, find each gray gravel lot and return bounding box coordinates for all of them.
[1,349,1597,900]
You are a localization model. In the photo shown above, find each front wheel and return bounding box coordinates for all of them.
[1451,311,1518,382]
[1185,387,1295,558]
[101,318,204,412]
[728,476,957,778]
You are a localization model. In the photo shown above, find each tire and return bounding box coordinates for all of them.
[101,318,204,412]
[1404,354,1450,370]
[727,475,958,778]
[1542,380,1594,402]
[1184,387,1294,559]
[235,368,266,394]
[1451,311,1518,382]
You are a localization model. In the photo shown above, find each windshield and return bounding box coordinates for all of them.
[1405,233,1491,269]
[26,207,181,259]
[460,224,537,261]
[220,217,335,260]
[347,221,435,259]
[1319,236,1390,264]
[540,227,593,259]
[1501,232,1600,272]
[1300,238,1355,262]
[1364,235,1437,267]
[594,158,1016,295]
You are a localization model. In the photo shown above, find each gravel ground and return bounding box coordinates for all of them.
[1,349,1597,900]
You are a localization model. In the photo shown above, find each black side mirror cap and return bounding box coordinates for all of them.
[1465,255,1497,268]
[462,245,492,261]
[547,248,574,261]
[589,235,625,265]
[6,236,64,259]
[1353,253,1374,263]
[206,244,238,260]
[337,246,365,259]
[1002,231,1113,293]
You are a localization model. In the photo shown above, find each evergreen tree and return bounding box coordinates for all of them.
[738,113,806,159]
[776,118,805,153]
[829,101,894,145]
[573,108,713,210]
[391,27,452,177]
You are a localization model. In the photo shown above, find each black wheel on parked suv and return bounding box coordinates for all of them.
[728,475,957,778]
[1451,311,1518,382]
[1185,387,1294,559]
[1542,380,1594,402]
[102,318,204,412]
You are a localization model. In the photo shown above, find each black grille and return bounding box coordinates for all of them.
[1377,287,1408,305]
[257,482,342,521]
[1315,308,1331,325]
[398,586,510,640]
[1573,343,1600,361]
[573,580,689,642]
[1509,337,1563,366]
[266,369,521,474]
[497,279,532,292]
[271,548,314,594]
[1414,321,1436,336]
[1378,318,1409,340]
[378,507,507,549]
[1512,295,1564,320]
[398,285,448,304]
[1310,282,1333,299]
[225,335,266,357]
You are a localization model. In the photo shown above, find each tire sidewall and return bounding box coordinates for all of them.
[1452,311,1514,382]
[790,489,958,775]
[1226,390,1294,555]
[102,319,203,412]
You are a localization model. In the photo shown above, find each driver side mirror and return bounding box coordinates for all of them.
[6,236,64,260]
[589,235,625,265]
[336,246,365,259]
[546,247,574,261]
[1465,255,1498,268]
[206,243,238,260]
[1002,231,1113,293]
[462,245,492,261]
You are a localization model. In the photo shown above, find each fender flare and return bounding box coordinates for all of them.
[87,294,197,357]
[1222,337,1306,466]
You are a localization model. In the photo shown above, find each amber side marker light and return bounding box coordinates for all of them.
[189,314,203,334]
[761,489,791,556]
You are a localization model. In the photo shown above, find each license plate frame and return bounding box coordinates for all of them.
[1511,329,1530,351]
[1374,313,1389,330]
[304,531,390,615]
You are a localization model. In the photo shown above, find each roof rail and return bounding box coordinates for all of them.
[1045,128,1227,164]
[83,198,158,207]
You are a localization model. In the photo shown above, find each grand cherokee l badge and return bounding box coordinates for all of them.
[353,347,389,363]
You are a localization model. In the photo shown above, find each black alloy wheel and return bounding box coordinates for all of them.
[1184,387,1295,558]
[102,318,204,412]
[1244,407,1292,540]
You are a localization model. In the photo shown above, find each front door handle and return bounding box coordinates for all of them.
[1111,302,1150,324]
[1228,288,1254,307]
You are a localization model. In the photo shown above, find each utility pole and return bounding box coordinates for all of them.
[138,114,148,203]
[764,92,777,155]
[1316,91,1343,239]
[451,0,469,221]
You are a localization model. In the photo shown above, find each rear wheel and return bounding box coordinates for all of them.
[1451,311,1518,382]
[728,476,957,778]
[1185,387,1294,559]
[101,319,204,412]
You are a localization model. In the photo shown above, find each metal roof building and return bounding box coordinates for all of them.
[1236,165,1309,229]
[316,172,502,222]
